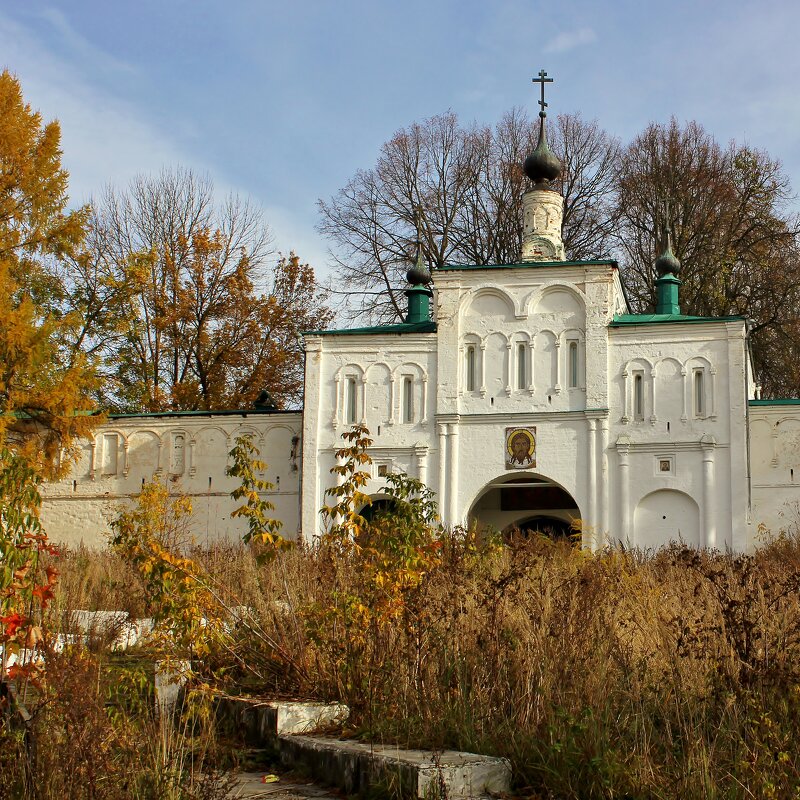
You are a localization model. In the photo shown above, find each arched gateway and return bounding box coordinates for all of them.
[468,473,582,539]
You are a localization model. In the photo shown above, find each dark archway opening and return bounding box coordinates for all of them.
[503,515,576,541]
[469,474,581,540]
[360,497,398,523]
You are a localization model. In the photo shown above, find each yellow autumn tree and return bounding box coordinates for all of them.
[83,169,332,412]
[0,70,98,475]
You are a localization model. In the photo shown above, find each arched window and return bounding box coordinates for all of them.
[402,376,414,423]
[694,369,705,417]
[346,377,358,424]
[517,343,527,390]
[568,341,579,388]
[634,372,644,421]
[465,345,476,392]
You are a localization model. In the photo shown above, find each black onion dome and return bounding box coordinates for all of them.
[655,234,681,277]
[407,243,431,286]
[524,116,562,187]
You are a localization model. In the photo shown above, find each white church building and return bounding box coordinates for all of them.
[41,100,800,552]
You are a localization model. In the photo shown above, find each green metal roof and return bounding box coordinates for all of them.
[108,408,299,420]
[303,320,437,337]
[438,259,618,272]
[610,313,745,327]
[748,399,800,407]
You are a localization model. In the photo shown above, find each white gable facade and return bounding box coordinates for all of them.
[301,259,760,550]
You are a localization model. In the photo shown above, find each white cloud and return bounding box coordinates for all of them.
[0,11,185,205]
[544,27,597,54]
[0,9,328,269]
[36,6,139,78]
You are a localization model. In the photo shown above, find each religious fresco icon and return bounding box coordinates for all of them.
[505,427,536,469]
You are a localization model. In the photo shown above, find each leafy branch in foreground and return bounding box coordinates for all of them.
[108,482,222,664]
[109,478,308,690]
[319,423,374,546]
[0,447,59,688]
[226,434,289,560]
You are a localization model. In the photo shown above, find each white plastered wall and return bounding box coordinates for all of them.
[40,411,302,549]
[301,333,438,539]
[749,405,800,538]
[606,319,750,551]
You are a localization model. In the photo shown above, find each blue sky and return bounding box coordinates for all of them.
[2,1,799,275]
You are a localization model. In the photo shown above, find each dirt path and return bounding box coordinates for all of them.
[228,772,340,800]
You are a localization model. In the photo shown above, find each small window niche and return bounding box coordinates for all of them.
[101,433,119,476]
[402,376,414,423]
[170,432,185,476]
[633,371,645,421]
[465,345,477,392]
[693,369,705,418]
[345,376,358,424]
[568,341,579,388]
[517,342,528,391]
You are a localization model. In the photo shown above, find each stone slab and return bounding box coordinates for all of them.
[277,734,511,799]
[213,696,349,744]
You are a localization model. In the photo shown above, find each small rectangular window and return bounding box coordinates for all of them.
[633,372,644,421]
[517,343,527,389]
[403,376,414,423]
[346,377,357,424]
[568,341,579,388]
[694,370,705,417]
[466,346,476,392]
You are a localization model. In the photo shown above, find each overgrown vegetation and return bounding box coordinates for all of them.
[42,521,800,798]
[22,428,800,798]
[0,447,232,799]
[5,59,800,797]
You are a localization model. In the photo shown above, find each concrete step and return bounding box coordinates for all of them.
[277,734,511,799]
[212,696,511,798]
[212,695,349,743]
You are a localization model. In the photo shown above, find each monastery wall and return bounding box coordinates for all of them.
[40,411,303,549]
[749,403,800,537]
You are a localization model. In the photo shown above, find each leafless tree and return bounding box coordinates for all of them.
[614,119,800,396]
[319,110,619,324]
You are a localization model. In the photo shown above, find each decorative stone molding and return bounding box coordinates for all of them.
[521,189,565,262]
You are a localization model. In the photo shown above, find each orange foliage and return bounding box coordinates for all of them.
[0,70,99,477]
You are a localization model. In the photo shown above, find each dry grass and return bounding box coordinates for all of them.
[48,533,800,798]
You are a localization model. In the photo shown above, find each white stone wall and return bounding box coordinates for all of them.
[41,411,302,549]
[301,260,777,552]
[44,265,800,554]
[304,263,613,541]
[431,263,611,531]
[301,333,438,538]
[750,404,800,537]
[606,319,750,550]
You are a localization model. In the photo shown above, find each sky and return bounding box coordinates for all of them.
[2,0,800,277]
